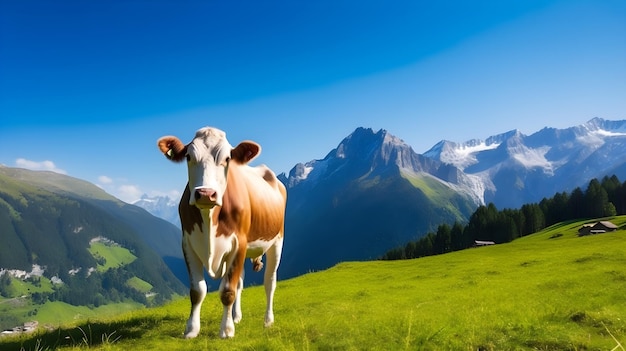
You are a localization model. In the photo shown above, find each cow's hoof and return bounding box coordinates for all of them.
[184,321,200,339]
[183,331,199,339]
[264,313,274,328]
[219,328,235,339]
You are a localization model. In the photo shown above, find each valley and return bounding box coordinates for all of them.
[0,167,186,332]
[0,235,160,333]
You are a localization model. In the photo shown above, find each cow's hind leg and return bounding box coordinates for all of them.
[263,235,283,327]
[233,273,244,324]
[183,247,207,339]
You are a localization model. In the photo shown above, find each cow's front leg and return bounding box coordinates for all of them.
[218,278,235,339]
[185,280,207,338]
[183,245,207,339]
[219,252,245,338]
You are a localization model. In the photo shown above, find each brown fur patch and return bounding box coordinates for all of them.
[221,290,236,306]
[190,287,203,305]
[179,186,203,235]
[231,141,261,164]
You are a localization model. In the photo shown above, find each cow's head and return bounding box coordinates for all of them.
[158,127,261,209]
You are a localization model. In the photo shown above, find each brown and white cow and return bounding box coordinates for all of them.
[157,127,286,339]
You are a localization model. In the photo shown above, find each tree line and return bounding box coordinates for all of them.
[382,175,626,260]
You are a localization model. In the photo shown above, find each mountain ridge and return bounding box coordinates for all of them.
[132,194,180,228]
[136,118,626,218]
[423,117,626,207]
[277,126,479,277]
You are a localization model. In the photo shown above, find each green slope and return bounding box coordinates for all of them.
[88,242,137,272]
[3,216,625,350]
[401,170,475,221]
[0,166,117,202]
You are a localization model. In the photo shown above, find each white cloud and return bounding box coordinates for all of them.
[15,158,67,174]
[118,185,143,202]
[98,175,113,184]
[95,176,144,204]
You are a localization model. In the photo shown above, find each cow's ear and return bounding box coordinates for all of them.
[157,136,187,163]
[231,141,261,164]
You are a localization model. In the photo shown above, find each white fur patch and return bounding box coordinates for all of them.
[187,210,238,279]
[246,236,280,259]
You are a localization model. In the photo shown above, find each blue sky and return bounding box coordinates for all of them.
[1,0,625,203]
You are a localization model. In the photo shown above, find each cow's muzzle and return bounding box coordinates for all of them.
[194,188,219,207]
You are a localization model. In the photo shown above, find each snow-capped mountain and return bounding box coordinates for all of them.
[423,117,626,208]
[282,127,485,206]
[277,127,480,278]
[133,194,180,228]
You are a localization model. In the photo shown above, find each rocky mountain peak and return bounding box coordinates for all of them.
[335,127,423,170]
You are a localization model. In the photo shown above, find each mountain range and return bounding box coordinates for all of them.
[423,117,626,208]
[133,194,180,228]
[134,117,626,278]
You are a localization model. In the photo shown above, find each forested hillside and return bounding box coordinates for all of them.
[0,168,185,330]
[383,175,626,260]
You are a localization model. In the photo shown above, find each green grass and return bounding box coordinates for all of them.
[0,300,144,333]
[400,171,468,220]
[33,302,145,326]
[1,276,54,298]
[88,242,137,272]
[3,216,625,350]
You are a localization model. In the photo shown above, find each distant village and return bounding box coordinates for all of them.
[1,321,38,336]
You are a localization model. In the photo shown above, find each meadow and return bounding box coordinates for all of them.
[87,242,137,272]
[2,216,625,350]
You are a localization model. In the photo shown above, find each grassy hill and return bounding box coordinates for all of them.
[2,216,625,350]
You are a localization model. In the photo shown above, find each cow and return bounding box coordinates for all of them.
[157,127,286,339]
